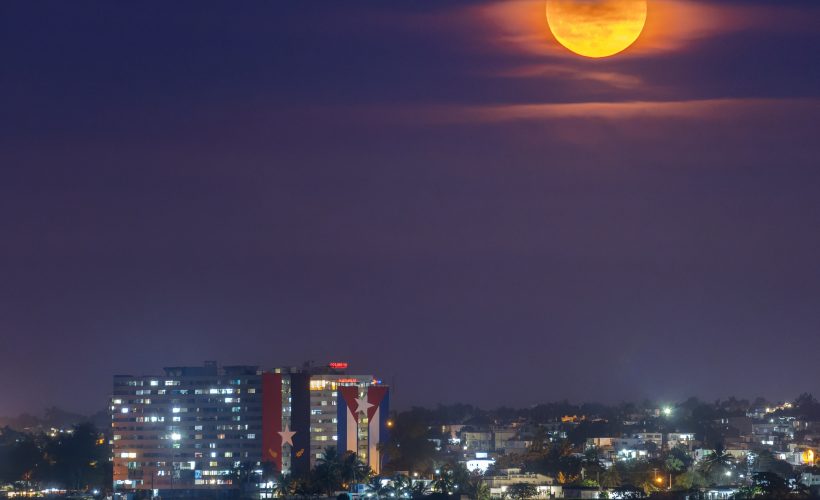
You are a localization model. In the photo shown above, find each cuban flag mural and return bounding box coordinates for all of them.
[337,386,360,456]
[261,373,283,470]
[337,384,390,473]
[366,386,389,474]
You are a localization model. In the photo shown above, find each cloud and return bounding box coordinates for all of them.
[404,97,817,125]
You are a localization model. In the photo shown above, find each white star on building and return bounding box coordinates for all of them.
[354,397,374,416]
[278,425,296,447]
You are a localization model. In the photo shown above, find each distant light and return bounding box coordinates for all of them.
[171,433,182,441]
[725,471,732,476]
[121,408,129,414]
[662,407,672,416]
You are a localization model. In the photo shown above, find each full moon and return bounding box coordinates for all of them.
[546,0,648,58]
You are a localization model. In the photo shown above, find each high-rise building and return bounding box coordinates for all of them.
[111,362,389,495]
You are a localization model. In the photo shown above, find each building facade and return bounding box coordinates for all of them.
[112,362,389,494]
[111,363,263,491]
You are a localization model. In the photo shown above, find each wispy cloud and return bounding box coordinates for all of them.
[418,97,818,123]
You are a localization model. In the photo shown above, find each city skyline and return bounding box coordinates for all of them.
[2,0,819,416]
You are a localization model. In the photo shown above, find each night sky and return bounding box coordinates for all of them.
[1,0,819,415]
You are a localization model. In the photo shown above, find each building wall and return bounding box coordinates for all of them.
[111,364,262,491]
[112,363,390,492]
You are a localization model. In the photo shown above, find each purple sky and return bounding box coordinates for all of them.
[1,0,819,415]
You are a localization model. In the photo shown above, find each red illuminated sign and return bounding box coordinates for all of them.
[328,362,348,369]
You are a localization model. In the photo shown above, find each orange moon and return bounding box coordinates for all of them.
[546,0,648,58]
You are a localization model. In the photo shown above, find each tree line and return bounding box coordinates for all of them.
[0,422,110,493]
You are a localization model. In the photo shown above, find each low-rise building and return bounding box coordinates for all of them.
[667,432,696,449]
[484,468,560,499]
[800,472,820,488]
[636,432,663,448]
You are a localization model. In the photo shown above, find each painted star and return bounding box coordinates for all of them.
[278,425,296,447]
[354,397,374,415]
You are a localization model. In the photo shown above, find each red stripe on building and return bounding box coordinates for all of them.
[262,372,283,470]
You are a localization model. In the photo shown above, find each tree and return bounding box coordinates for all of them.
[529,427,550,454]
[666,445,693,473]
[410,479,430,499]
[674,470,707,490]
[464,479,491,500]
[390,474,412,497]
[273,472,299,497]
[752,450,794,477]
[1,435,43,486]
[367,476,390,498]
[699,443,734,484]
[229,461,261,498]
[600,467,622,488]
[313,446,346,496]
[42,423,109,492]
[750,472,789,498]
[380,410,437,475]
[432,468,456,495]
[341,448,372,485]
[312,446,372,496]
[506,482,538,500]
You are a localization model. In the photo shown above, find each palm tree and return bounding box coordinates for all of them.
[313,447,345,496]
[410,480,430,499]
[341,448,373,487]
[462,475,490,500]
[600,467,622,488]
[229,461,260,498]
[390,474,412,498]
[366,476,388,498]
[313,446,373,496]
[699,443,734,484]
[432,469,456,495]
[272,471,297,498]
